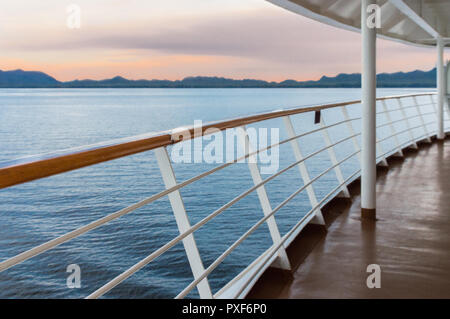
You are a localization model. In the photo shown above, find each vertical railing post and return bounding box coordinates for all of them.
[283,116,325,226]
[412,96,432,143]
[341,106,362,163]
[341,105,387,167]
[236,126,291,271]
[375,134,389,167]
[374,100,389,167]
[154,147,213,299]
[430,94,437,113]
[429,94,447,136]
[397,98,418,149]
[319,117,351,198]
[381,100,403,157]
[429,94,442,137]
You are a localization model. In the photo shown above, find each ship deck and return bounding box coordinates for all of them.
[247,136,450,299]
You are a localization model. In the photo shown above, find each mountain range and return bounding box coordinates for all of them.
[0,68,437,88]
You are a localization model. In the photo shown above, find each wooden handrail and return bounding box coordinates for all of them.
[0,92,435,189]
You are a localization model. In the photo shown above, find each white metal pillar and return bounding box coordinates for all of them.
[437,36,445,140]
[361,0,377,220]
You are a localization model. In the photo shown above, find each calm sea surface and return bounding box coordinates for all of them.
[0,88,434,298]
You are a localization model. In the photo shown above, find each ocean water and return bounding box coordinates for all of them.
[0,88,436,298]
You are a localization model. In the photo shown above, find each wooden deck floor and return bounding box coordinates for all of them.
[247,137,450,299]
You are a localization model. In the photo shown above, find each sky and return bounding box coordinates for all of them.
[0,0,448,82]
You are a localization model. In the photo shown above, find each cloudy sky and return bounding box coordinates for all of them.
[0,0,447,81]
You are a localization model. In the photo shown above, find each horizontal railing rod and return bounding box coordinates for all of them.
[420,111,437,116]
[376,103,434,115]
[376,103,433,115]
[375,103,430,115]
[377,122,432,144]
[376,113,424,129]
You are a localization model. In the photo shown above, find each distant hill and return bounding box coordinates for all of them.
[0,68,437,88]
[0,69,60,88]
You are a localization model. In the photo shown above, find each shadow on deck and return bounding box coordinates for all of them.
[247,136,450,299]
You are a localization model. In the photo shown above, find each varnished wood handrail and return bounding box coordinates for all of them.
[0,92,435,189]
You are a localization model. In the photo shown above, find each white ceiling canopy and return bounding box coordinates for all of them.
[266,0,450,47]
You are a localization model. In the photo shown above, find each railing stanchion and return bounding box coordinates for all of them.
[319,117,351,198]
[430,95,439,124]
[374,101,389,167]
[154,146,213,299]
[429,94,449,132]
[431,93,450,134]
[381,100,403,157]
[237,126,291,270]
[376,133,389,167]
[283,116,326,225]
[341,106,362,163]
[397,98,418,149]
[430,94,437,111]
[412,96,432,143]
[442,93,450,124]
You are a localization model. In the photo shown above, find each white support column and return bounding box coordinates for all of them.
[154,147,213,299]
[381,100,403,157]
[361,0,377,220]
[283,116,325,226]
[236,126,291,271]
[319,118,351,198]
[437,36,445,140]
[397,98,418,149]
[412,96,432,143]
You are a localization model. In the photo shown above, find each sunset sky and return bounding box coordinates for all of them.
[0,0,448,82]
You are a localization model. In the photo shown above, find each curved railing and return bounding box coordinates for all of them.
[0,92,448,299]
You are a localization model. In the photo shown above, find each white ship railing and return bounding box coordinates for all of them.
[0,92,448,299]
